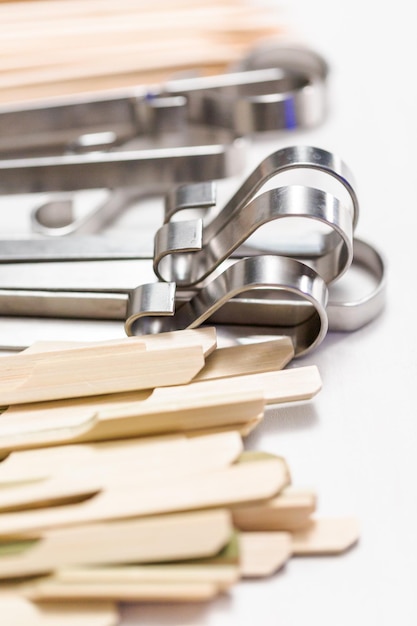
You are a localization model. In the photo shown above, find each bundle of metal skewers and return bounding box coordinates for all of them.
[0,328,358,624]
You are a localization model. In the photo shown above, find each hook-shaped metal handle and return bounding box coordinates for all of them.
[166,146,358,230]
[154,146,358,286]
[154,185,354,286]
[126,255,329,356]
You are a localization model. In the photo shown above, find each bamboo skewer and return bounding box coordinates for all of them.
[25,334,291,381]
[0,0,283,103]
[0,453,290,538]
[0,366,320,452]
[239,532,293,577]
[0,431,241,485]
[49,562,240,589]
[23,580,223,603]
[0,596,118,626]
[0,509,233,579]
[22,326,217,357]
[291,518,361,555]
[0,432,243,512]
[0,342,206,405]
[232,487,317,531]
[193,337,294,381]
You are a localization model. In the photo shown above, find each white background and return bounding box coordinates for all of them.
[1,0,417,624]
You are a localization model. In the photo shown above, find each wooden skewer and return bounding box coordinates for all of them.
[22,579,223,602]
[239,532,293,578]
[22,326,217,357]
[193,337,294,381]
[0,432,243,512]
[0,342,206,405]
[0,0,243,17]
[0,0,283,103]
[291,518,360,555]
[24,334,290,383]
[48,562,239,589]
[0,366,320,452]
[0,3,268,26]
[185,416,263,439]
[0,431,241,485]
[0,595,118,626]
[0,454,289,538]
[0,509,233,579]
[232,487,317,531]
[0,386,265,452]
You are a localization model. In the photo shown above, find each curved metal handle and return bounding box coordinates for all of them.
[155,185,354,287]
[126,255,329,356]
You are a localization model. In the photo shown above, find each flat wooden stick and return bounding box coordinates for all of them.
[0,342,206,405]
[49,562,239,588]
[0,596,118,626]
[0,454,289,538]
[0,387,265,452]
[23,335,299,395]
[193,337,294,381]
[0,509,232,579]
[0,366,320,452]
[291,518,360,555]
[185,416,263,439]
[232,487,317,531]
[0,432,243,512]
[22,327,217,357]
[0,431,241,485]
[22,579,222,602]
[239,531,292,578]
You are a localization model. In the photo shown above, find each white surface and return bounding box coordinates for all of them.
[1,0,416,624]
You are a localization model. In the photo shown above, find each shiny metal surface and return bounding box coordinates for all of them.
[327,238,386,331]
[164,182,217,222]
[231,40,329,131]
[0,239,384,350]
[154,185,353,286]
[0,138,245,196]
[126,255,329,356]
[0,44,328,157]
[154,145,358,286]
[197,146,359,237]
[31,189,147,237]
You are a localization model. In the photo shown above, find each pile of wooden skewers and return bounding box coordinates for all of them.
[0,328,359,625]
[0,0,285,103]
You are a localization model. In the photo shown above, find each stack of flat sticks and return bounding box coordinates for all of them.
[0,0,285,103]
[0,328,359,623]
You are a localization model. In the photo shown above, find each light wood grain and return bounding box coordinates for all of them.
[0,0,283,104]
[0,431,241,485]
[232,487,317,531]
[0,454,289,538]
[0,342,206,404]
[50,562,239,588]
[0,387,265,452]
[0,509,232,579]
[291,518,360,555]
[22,327,217,357]
[0,432,243,512]
[22,579,223,602]
[0,596,118,626]
[239,531,292,577]
[0,366,320,452]
[193,337,294,381]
